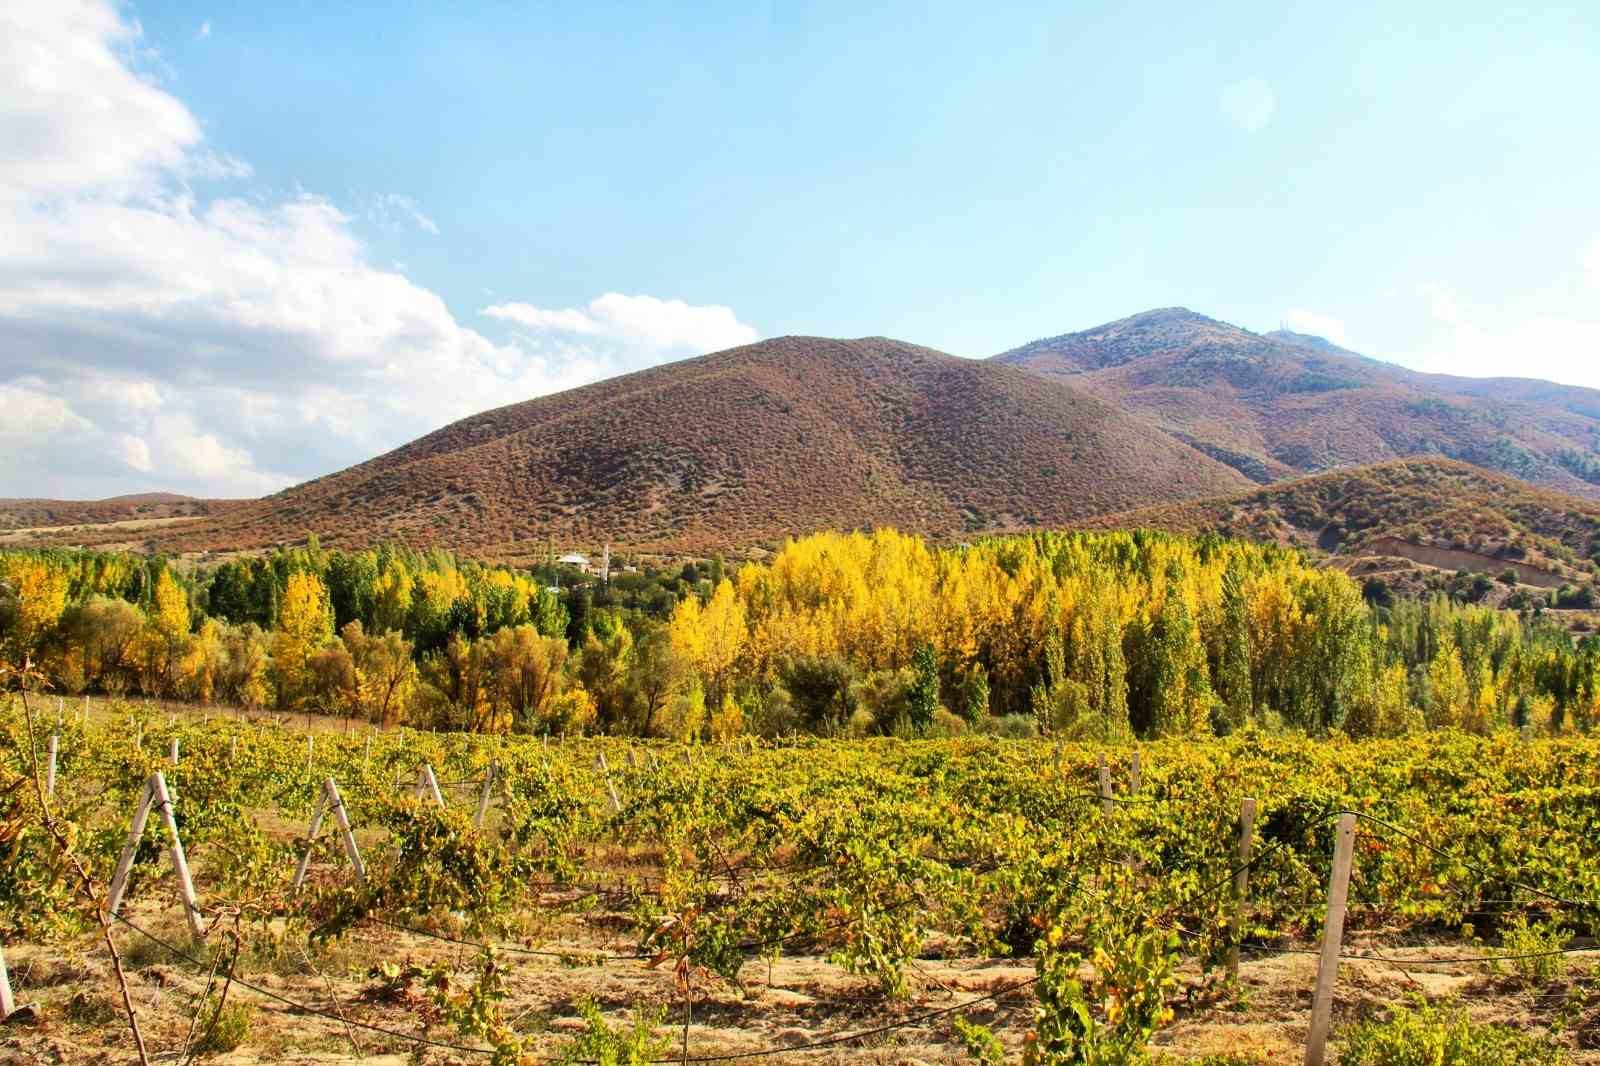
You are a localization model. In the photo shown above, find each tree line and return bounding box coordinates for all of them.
[3,529,1597,739]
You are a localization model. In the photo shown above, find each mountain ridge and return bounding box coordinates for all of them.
[993,308,1600,497]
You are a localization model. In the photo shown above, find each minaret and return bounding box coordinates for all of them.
[601,543,611,583]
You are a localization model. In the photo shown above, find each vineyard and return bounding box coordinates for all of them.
[5,697,1600,1063]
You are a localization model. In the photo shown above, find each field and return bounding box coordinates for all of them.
[3,698,1599,1064]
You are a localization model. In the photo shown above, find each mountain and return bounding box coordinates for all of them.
[112,336,1253,556]
[1086,457,1600,593]
[995,308,1600,497]
[0,493,243,532]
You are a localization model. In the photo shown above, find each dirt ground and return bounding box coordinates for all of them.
[6,900,1597,1065]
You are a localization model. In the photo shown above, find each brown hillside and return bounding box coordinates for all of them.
[995,308,1600,496]
[117,336,1253,555]
[0,494,245,532]
[1085,458,1600,588]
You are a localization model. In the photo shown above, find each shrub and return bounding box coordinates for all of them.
[1340,999,1565,1066]
[195,1001,253,1055]
[1494,915,1568,983]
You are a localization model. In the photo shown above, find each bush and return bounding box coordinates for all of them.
[195,1001,253,1055]
[1493,915,1568,983]
[1340,999,1565,1066]
[976,713,1038,739]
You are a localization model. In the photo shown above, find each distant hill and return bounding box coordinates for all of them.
[0,493,244,532]
[995,308,1600,496]
[113,336,1253,555]
[1086,458,1600,592]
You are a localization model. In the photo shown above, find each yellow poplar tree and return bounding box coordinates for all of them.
[2,557,68,667]
[275,571,334,707]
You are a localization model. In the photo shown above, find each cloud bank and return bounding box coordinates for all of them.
[0,0,756,499]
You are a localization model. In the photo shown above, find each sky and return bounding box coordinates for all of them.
[4,0,1600,499]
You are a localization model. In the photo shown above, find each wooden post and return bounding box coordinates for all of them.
[149,772,205,943]
[134,725,142,752]
[363,733,372,766]
[306,734,314,770]
[291,788,330,891]
[475,764,496,828]
[417,764,445,808]
[324,778,366,886]
[169,737,180,765]
[106,779,156,917]
[229,735,237,759]
[1228,797,1257,981]
[0,939,13,1018]
[1098,753,1113,815]
[1304,813,1357,1066]
[1130,750,1143,794]
[46,734,58,797]
[596,752,622,814]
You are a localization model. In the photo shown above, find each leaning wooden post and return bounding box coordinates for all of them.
[1097,753,1113,815]
[323,778,367,886]
[106,779,157,918]
[290,788,331,891]
[1304,812,1357,1066]
[474,764,497,828]
[596,752,622,814]
[0,939,14,1018]
[1228,797,1257,981]
[46,734,58,797]
[417,764,446,808]
[149,772,205,943]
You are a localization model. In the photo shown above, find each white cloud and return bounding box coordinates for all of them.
[1281,309,1347,346]
[1410,274,1600,388]
[197,21,211,40]
[1586,239,1600,290]
[371,192,439,235]
[0,0,757,499]
[1218,76,1276,133]
[483,293,758,362]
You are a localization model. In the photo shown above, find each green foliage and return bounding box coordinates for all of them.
[1340,999,1566,1066]
[551,999,669,1066]
[955,1014,1008,1065]
[194,1001,253,1055]
[1493,915,1569,983]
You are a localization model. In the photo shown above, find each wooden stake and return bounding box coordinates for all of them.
[169,737,180,765]
[417,764,445,808]
[1130,750,1143,793]
[106,780,156,918]
[596,752,622,814]
[1098,753,1113,815]
[229,736,237,759]
[148,772,205,943]
[1304,813,1356,1066]
[475,764,496,828]
[291,789,330,891]
[46,734,58,797]
[0,939,13,1018]
[324,778,366,886]
[1228,797,1257,981]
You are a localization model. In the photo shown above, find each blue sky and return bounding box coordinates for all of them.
[3,1,1599,496]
